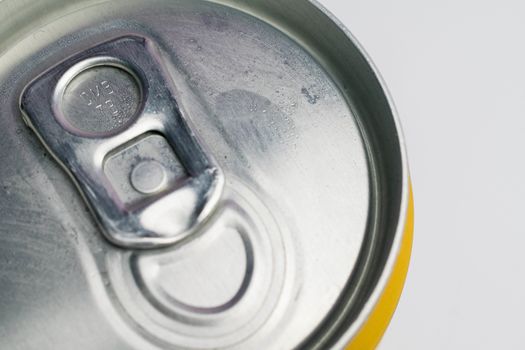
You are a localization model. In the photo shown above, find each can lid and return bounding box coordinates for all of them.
[0,0,409,349]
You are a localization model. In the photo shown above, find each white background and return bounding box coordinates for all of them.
[317,1,525,349]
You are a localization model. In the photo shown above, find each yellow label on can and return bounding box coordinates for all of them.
[346,185,414,350]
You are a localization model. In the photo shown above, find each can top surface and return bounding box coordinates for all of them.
[0,0,409,349]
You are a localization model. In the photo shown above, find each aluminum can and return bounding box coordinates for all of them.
[0,0,413,349]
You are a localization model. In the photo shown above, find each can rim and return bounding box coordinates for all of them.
[305,1,411,346]
[345,185,414,349]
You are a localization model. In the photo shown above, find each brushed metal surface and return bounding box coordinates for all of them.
[0,0,409,349]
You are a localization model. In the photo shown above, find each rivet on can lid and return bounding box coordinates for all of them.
[130,160,168,194]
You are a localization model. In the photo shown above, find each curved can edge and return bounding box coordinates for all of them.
[345,184,414,350]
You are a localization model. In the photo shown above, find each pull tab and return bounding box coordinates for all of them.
[20,37,224,248]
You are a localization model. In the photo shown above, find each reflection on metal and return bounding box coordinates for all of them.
[0,0,410,349]
[21,38,224,248]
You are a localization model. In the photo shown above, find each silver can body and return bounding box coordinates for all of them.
[0,1,410,349]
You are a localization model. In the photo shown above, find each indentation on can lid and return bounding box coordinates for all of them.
[137,226,251,313]
[120,181,291,345]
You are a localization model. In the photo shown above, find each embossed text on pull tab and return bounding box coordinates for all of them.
[20,36,224,248]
